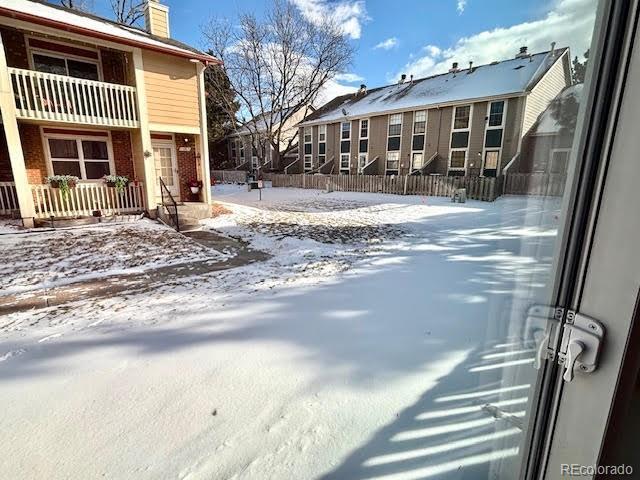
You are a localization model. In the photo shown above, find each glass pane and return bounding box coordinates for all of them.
[450,150,466,168]
[413,134,425,150]
[454,105,470,129]
[387,136,400,151]
[359,139,368,153]
[485,129,503,148]
[304,144,312,155]
[485,150,499,169]
[67,59,99,81]
[319,143,326,155]
[48,138,78,159]
[51,160,81,177]
[82,141,109,160]
[33,54,67,75]
[85,161,110,179]
[451,131,469,148]
[489,101,505,126]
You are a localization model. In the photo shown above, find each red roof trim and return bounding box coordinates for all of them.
[0,6,221,65]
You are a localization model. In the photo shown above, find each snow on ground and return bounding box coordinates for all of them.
[0,186,563,480]
[0,218,24,234]
[0,219,225,296]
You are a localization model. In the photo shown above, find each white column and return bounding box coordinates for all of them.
[131,48,158,211]
[0,33,35,227]
[197,62,212,205]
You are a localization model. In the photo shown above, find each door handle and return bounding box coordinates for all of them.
[562,341,585,382]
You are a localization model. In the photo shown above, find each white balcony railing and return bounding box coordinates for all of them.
[9,67,139,128]
[31,182,146,218]
[0,182,19,216]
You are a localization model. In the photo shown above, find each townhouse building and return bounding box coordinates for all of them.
[296,46,572,178]
[0,0,217,227]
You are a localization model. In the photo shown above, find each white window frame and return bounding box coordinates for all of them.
[358,152,368,173]
[318,124,327,142]
[386,151,400,174]
[359,119,369,140]
[27,36,103,81]
[386,114,403,174]
[42,127,114,181]
[304,127,313,171]
[251,155,259,169]
[481,100,507,176]
[341,121,351,141]
[411,110,427,171]
[340,153,350,171]
[449,104,473,174]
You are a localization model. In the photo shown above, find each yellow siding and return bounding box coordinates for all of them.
[523,53,571,135]
[142,51,200,128]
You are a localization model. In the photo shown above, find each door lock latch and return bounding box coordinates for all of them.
[529,306,605,383]
[557,311,605,382]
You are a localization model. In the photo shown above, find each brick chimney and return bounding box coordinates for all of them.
[145,0,170,38]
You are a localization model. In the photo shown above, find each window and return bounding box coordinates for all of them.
[46,135,113,180]
[412,152,424,170]
[410,111,427,171]
[484,150,499,171]
[449,150,466,170]
[386,151,399,173]
[340,153,350,170]
[413,111,426,134]
[360,119,369,139]
[341,122,351,140]
[388,114,402,137]
[485,129,503,148]
[319,125,326,142]
[550,149,571,173]
[388,114,402,152]
[451,131,469,148]
[304,155,312,170]
[488,101,505,127]
[231,139,237,160]
[304,127,312,143]
[318,154,326,165]
[358,153,368,172]
[453,105,470,130]
[240,141,245,159]
[32,53,99,81]
[251,156,259,169]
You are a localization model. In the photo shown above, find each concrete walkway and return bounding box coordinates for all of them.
[0,231,269,315]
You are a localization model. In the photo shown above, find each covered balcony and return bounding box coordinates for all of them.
[9,67,139,129]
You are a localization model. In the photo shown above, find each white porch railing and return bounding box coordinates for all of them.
[0,182,19,215]
[9,67,139,128]
[31,182,146,218]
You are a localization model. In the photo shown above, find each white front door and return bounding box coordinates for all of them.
[153,142,180,198]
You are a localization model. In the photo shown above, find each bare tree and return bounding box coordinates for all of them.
[109,0,146,26]
[60,0,94,12]
[202,0,353,169]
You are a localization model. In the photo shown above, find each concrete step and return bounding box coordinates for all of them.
[176,202,210,220]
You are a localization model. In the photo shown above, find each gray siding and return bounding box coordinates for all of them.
[468,101,488,176]
[369,115,388,175]
[400,111,413,175]
[502,96,525,169]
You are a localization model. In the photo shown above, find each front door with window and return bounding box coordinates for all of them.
[483,150,499,177]
[153,142,180,198]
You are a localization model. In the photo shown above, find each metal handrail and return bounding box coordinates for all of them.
[159,177,179,232]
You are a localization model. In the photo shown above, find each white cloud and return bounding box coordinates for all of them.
[289,0,368,39]
[374,37,399,50]
[316,79,357,105]
[397,0,596,79]
[457,0,467,14]
[334,73,365,83]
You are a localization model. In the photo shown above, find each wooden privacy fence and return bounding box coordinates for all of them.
[211,170,248,184]
[502,173,567,196]
[31,182,146,218]
[0,182,19,216]
[264,174,499,201]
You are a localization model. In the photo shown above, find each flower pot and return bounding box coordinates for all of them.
[106,181,117,188]
[190,186,200,194]
[50,179,77,189]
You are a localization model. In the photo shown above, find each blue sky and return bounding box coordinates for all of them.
[91,0,596,100]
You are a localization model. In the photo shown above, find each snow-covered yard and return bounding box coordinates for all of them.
[0,186,562,479]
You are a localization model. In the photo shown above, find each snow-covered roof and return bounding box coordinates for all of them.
[302,49,568,125]
[530,83,583,135]
[0,0,218,63]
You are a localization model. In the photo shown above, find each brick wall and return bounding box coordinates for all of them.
[21,124,47,184]
[1,27,29,69]
[111,131,136,179]
[176,134,199,201]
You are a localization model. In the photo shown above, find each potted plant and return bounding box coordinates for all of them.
[46,175,79,200]
[188,179,202,194]
[104,175,129,193]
